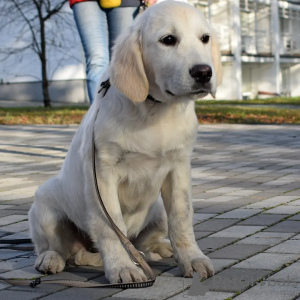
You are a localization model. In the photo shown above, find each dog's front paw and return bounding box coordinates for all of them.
[178,254,214,279]
[106,264,148,284]
[35,250,66,274]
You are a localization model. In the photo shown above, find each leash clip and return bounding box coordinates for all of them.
[98,79,111,96]
[30,278,41,288]
[131,251,145,266]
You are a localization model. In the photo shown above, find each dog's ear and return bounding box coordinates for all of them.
[110,28,149,103]
[211,32,222,86]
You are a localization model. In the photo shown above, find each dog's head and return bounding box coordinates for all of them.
[110,1,222,103]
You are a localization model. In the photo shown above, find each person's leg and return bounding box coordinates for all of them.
[72,2,109,104]
[106,6,139,57]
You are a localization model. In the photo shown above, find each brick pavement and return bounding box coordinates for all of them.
[0,124,299,300]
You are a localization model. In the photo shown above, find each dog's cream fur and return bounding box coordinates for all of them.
[29,1,222,284]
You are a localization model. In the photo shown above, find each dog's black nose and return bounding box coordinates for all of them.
[189,64,212,84]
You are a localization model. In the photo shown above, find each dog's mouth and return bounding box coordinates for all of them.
[191,89,209,95]
[166,90,175,96]
[166,89,209,97]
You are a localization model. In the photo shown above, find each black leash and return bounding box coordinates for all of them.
[0,238,32,244]
[0,238,34,251]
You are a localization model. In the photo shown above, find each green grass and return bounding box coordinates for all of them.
[196,96,300,106]
[1,98,300,125]
[0,106,88,125]
[195,105,300,124]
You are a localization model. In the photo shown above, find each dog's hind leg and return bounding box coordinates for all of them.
[134,230,173,261]
[133,200,173,261]
[29,178,84,274]
[71,249,103,267]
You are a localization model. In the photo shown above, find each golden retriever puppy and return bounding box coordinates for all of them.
[29,0,222,284]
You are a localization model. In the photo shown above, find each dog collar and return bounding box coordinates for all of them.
[98,79,161,103]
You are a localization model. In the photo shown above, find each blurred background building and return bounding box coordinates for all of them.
[0,0,299,103]
[192,0,300,99]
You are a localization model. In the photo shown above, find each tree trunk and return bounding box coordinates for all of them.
[39,7,51,107]
[42,59,51,107]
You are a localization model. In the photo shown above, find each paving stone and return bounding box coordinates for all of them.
[202,268,271,293]
[166,291,235,299]
[232,253,300,270]
[246,185,278,192]
[288,200,300,206]
[288,214,300,221]
[245,196,299,209]
[239,214,287,226]
[42,270,100,282]
[198,204,242,214]
[210,225,265,238]
[211,258,238,273]
[197,237,237,252]
[269,261,300,282]
[215,208,262,219]
[202,196,241,203]
[0,230,30,242]
[0,205,15,210]
[0,215,28,226]
[0,186,36,197]
[236,232,294,246]
[271,184,300,194]
[103,298,145,300]
[265,240,300,254]
[8,283,68,294]
[192,201,212,210]
[229,197,266,207]
[193,219,240,232]
[233,281,300,300]
[264,220,300,233]
[0,281,11,290]
[0,210,17,218]
[0,197,34,206]
[227,190,260,196]
[284,188,300,196]
[206,187,243,194]
[0,209,28,216]
[208,244,269,260]
[36,277,121,300]
[147,263,175,277]
[0,256,36,273]
[0,193,35,201]
[193,192,221,200]
[65,265,105,275]
[112,276,193,299]
[0,220,29,234]
[0,290,46,300]
[231,182,261,189]
[264,205,300,215]
[160,267,182,277]
[291,234,300,239]
[0,250,32,261]
[194,231,213,240]
[162,258,238,279]
[248,191,283,201]
[193,213,217,225]
[0,265,43,280]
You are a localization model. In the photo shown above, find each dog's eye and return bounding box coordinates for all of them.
[201,34,210,44]
[160,35,177,46]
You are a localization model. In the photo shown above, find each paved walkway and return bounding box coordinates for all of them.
[0,124,299,300]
